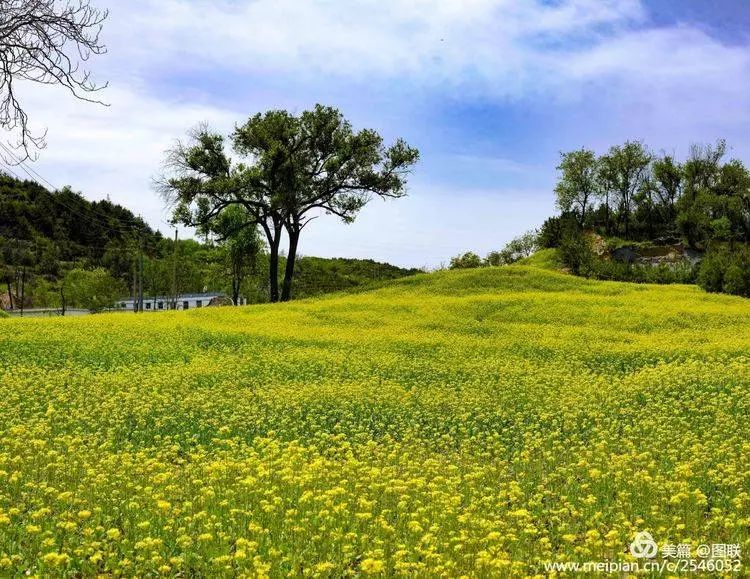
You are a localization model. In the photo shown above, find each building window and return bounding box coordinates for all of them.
[120,302,126,308]
[158,302,164,310]
[196,300,202,308]
[183,301,189,310]
[145,302,151,310]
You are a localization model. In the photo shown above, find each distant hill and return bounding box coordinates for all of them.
[290,256,423,298]
[0,173,419,306]
[0,173,160,267]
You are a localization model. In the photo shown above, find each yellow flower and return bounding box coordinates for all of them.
[360,558,385,574]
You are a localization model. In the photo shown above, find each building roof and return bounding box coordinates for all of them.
[118,292,227,301]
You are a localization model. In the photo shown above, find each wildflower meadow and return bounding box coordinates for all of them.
[0,265,749,576]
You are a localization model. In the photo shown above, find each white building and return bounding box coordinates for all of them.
[116,292,247,312]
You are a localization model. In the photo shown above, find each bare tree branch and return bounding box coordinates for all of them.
[0,0,108,161]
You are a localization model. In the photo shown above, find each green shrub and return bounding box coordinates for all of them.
[449,252,483,269]
[539,213,577,249]
[0,310,8,319]
[590,260,697,285]
[697,252,726,293]
[559,226,594,276]
[723,264,748,296]
[697,245,750,297]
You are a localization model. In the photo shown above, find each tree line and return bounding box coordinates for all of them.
[550,139,749,247]
[446,140,750,297]
[544,139,750,296]
[0,172,419,312]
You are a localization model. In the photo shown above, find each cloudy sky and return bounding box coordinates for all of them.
[9,0,750,267]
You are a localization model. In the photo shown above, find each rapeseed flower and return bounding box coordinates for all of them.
[0,265,747,575]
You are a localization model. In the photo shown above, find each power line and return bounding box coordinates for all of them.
[0,162,24,181]
[2,235,164,256]
[0,142,144,236]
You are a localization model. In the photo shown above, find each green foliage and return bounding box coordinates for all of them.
[0,173,162,308]
[698,245,750,297]
[651,154,682,221]
[597,141,651,238]
[711,216,732,241]
[545,139,750,297]
[2,173,410,307]
[558,225,594,276]
[723,264,749,296]
[696,252,725,293]
[0,175,159,261]
[538,213,582,249]
[62,268,126,312]
[449,252,483,269]
[538,215,564,248]
[0,309,7,318]
[207,206,263,304]
[589,260,697,285]
[489,230,538,265]
[27,277,61,309]
[290,257,421,298]
[554,149,599,226]
[451,232,539,270]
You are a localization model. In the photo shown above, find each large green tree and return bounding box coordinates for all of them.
[160,105,419,302]
[554,149,599,227]
[598,141,651,239]
[651,154,682,225]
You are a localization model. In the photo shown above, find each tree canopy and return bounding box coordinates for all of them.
[554,149,599,227]
[160,104,419,302]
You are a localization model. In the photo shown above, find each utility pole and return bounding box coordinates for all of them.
[138,229,144,313]
[171,228,178,309]
[18,266,25,317]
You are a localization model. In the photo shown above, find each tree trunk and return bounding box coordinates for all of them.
[280,226,300,302]
[257,214,285,303]
[231,271,240,306]
[604,191,610,235]
[265,221,282,303]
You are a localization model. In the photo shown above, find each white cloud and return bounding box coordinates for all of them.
[16,83,242,229]
[91,0,750,113]
[4,0,750,266]
[100,0,647,93]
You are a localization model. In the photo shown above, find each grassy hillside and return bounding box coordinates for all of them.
[287,256,422,299]
[0,266,749,576]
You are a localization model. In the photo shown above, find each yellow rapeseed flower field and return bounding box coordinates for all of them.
[0,265,749,576]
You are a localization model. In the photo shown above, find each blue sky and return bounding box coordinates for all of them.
[14,0,750,267]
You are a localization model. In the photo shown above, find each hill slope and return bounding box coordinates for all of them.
[0,266,748,575]
[0,174,160,261]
